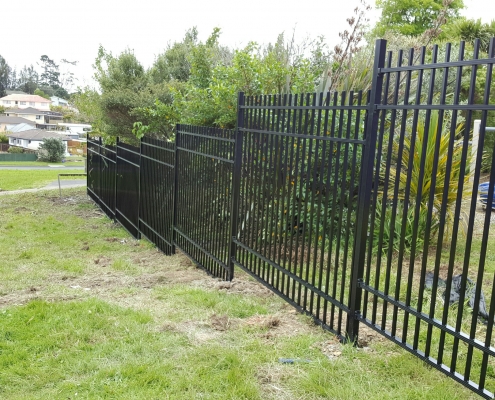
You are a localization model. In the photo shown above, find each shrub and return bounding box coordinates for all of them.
[8,146,24,154]
[0,133,8,143]
[375,111,469,253]
[37,138,65,162]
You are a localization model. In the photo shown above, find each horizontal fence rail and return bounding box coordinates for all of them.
[86,38,495,399]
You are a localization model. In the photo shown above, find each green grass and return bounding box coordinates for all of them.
[0,169,85,190]
[0,188,482,399]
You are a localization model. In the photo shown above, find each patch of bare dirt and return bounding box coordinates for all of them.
[210,314,235,331]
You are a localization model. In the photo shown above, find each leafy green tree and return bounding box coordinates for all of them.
[93,47,172,141]
[34,88,50,99]
[37,137,65,162]
[373,0,464,36]
[149,27,199,83]
[71,87,105,127]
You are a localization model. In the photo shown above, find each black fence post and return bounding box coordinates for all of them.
[227,92,245,281]
[172,125,180,255]
[98,136,103,208]
[347,39,387,343]
[114,137,119,220]
[136,137,142,239]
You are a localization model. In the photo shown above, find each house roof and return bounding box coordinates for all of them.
[7,129,71,141]
[5,107,44,115]
[0,94,51,103]
[7,123,37,133]
[0,116,35,125]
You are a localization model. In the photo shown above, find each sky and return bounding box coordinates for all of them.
[1,0,493,91]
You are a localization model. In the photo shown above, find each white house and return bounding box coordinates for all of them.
[50,96,69,108]
[7,130,71,156]
[0,94,51,110]
[58,123,91,138]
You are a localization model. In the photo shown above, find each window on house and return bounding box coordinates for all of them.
[15,101,18,104]
[3,100,10,104]
[20,101,26,105]
[29,102,35,106]
[36,115,42,120]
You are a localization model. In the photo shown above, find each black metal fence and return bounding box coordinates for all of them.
[87,38,495,398]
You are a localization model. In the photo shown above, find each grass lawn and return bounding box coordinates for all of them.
[0,169,85,191]
[0,188,480,399]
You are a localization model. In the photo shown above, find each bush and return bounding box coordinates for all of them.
[8,146,24,154]
[0,133,8,143]
[37,138,65,162]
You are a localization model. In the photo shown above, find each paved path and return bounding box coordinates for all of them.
[0,180,86,196]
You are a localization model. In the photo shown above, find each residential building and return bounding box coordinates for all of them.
[7,130,72,155]
[0,94,51,110]
[7,123,36,133]
[4,108,63,129]
[50,96,69,108]
[0,116,35,131]
[58,123,91,138]
[4,107,45,125]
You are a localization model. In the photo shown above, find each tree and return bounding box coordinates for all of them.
[17,65,39,94]
[149,27,199,83]
[37,137,65,162]
[0,55,11,97]
[34,88,50,99]
[93,47,172,141]
[373,0,464,37]
[39,55,61,87]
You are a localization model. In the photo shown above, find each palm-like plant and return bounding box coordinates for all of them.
[383,111,470,242]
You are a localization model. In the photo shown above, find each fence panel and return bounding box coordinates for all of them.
[175,125,235,280]
[359,39,495,398]
[0,153,37,161]
[139,137,175,255]
[86,137,100,205]
[87,137,116,219]
[232,92,369,339]
[116,140,140,238]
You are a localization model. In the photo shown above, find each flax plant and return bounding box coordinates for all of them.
[383,111,470,244]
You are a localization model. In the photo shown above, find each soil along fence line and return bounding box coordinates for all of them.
[87,38,495,399]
